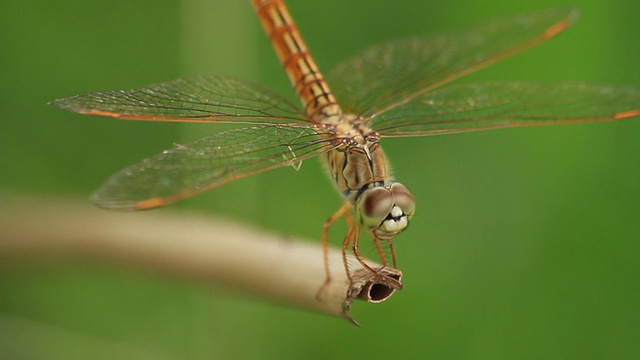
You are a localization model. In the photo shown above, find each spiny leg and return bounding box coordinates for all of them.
[341,212,359,286]
[351,225,378,275]
[345,213,402,287]
[358,236,403,289]
[370,237,398,269]
[315,202,351,301]
[371,236,390,268]
[388,241,397,268]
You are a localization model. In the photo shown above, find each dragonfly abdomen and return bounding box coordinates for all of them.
[253,0,342,122]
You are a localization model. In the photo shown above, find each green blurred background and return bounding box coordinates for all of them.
[1,0,639,358]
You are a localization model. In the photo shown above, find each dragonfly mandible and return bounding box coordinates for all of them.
[51,0,639,295]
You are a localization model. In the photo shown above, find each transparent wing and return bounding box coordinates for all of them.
[92,124,338,210]
[368,82,640,137]
[327,8,578,118]
[50,76,309,124]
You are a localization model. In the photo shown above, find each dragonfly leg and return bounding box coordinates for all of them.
[341,213,358,285]
[371,236,390,268]
[352,228,378,275]
[388,240,397,268]
[369,230,398,269]
[315,202,351,301]
[357,235,403,289]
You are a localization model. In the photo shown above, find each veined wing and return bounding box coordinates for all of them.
[92,124,338,210]
[369,82,640,137]
[327,8,578,118]
[50,76,309,125]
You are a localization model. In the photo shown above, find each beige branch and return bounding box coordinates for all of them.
[0,194,402,324]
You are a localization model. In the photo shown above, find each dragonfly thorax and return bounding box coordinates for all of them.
[329,113,369,142]
[323,119,387,200]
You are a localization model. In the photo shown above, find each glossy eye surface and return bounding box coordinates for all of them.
[390,182,415,219]
[355,187,394,230]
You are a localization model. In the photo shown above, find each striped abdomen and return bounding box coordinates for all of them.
[252,0,342,122]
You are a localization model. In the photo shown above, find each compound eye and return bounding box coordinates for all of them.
[390,183,415,219]
[356,187,394,230]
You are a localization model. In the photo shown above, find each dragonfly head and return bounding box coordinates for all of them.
[355,182,415,240]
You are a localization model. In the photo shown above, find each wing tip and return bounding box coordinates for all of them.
[91,191,137,211]
[542,8,580,39]
[50,97,161,119]
[49,96,97,116]
[91,192,172,211]
[613,109,640,120]
[48,97,75,111]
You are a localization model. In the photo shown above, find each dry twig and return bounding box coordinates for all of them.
[0,194,402,323]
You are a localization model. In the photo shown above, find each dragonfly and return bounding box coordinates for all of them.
[51,0,639,295]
